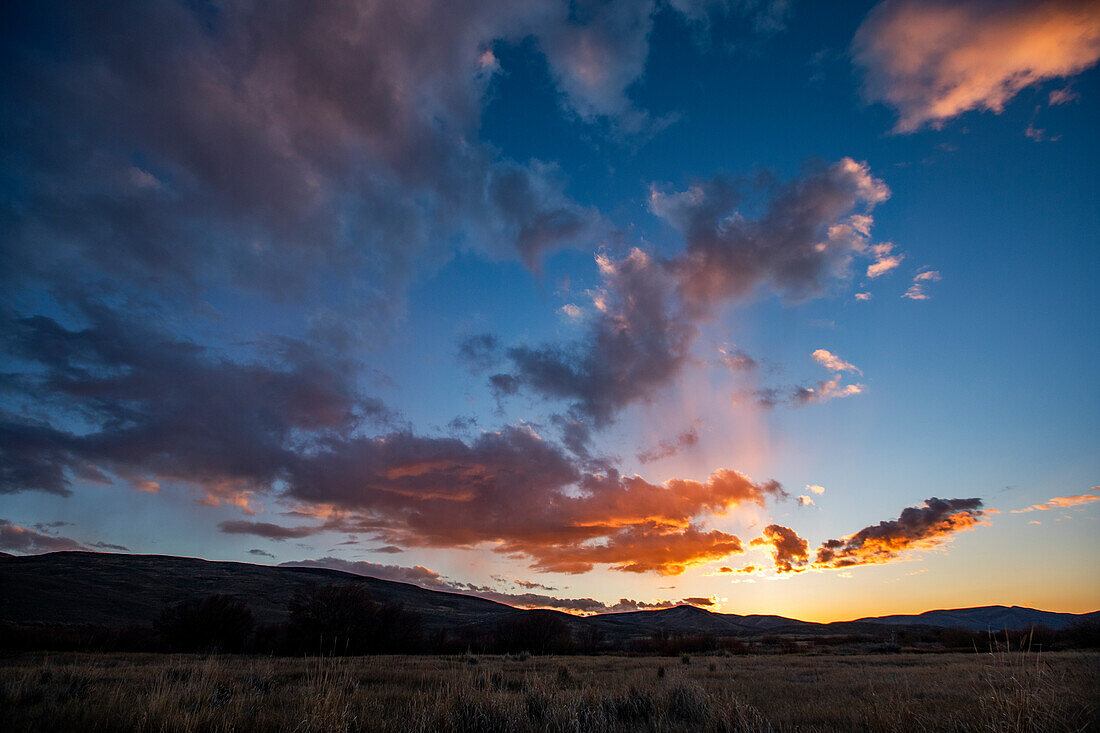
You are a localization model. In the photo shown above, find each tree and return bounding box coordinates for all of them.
[156,594,254,652]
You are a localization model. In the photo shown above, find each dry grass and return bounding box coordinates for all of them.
[0,651,1096,732]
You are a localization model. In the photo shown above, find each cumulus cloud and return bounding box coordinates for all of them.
[865,243,904,278]
[0,519,84,553]
[652,158,891,310]
[814,497,986,569]
[0,298,380,500]
[751,524,810,572]
[807,484,826,495]
[903,269,942,300]
[495,158,891,424]
[811,349,861,375]
[637,426,700,463]
[797,495,815,506]
[853,0,1100,132]
[754,497,986,574]
[1010,487,1100,513]
[502,249,695,425]
[739,350,864,409]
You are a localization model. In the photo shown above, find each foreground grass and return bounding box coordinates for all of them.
[1,651,1096,732]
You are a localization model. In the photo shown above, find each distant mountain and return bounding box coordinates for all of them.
[855,606,1100,632]
[2,552,1096,640]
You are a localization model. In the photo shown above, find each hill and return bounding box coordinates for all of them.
[2,552,1096,643]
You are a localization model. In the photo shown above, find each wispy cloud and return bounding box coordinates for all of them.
[903,269,942,300]
[1010,487,1100,513]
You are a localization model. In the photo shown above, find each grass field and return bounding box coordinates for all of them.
[1,651,1096,731]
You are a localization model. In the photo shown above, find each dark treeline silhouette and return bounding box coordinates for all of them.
[2,584,1098,655]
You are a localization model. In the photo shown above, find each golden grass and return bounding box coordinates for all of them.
[0,650,1096,732]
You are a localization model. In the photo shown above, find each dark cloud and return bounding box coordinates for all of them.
[0,297,381,502]
[456,335,501,373]
[220,522,327,541]
[637,426,700,464]
[369,545,405,554]
[514,579,558,591]
[609,598,677,612]
[0,519,84,553]
[813,497,985,569]
[281,557,453,591]
[89,541,131,552]
[493,159,890,425]
[248,549,276,559]
[1,1,645,319]
[652,158,890,311]
[502,249,695,425]
[280,556,611,613]
[681,596,716,607]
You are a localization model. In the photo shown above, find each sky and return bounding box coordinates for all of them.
[1,0,1098,623]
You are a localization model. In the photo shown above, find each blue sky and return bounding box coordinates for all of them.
[1,0,1097,620]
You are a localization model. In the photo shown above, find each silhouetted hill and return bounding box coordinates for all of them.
[854,605,1100,632]
[2,552,1095,643]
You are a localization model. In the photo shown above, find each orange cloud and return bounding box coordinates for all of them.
[814,497,985,569]
[751,524,810,573]
[755,497,987,574]
[1010,487,1100,513]
[854,0,1100,132]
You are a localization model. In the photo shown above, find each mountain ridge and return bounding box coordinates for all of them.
[2,552,1096,637]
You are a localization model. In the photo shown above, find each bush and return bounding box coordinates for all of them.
[155,594,254,652]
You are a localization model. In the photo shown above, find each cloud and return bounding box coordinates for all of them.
[0,298,381,500]
[717,345,757,371]
[740,350,864,409]
[751,524,810,573]
[865,243,904,278]
[811,349,861,375]
[89,541,131,552]
[813,497,986,569]
[496,158,891,424]
[559,304,583,319]
[281,557,453,591]
[797,495,815,506]
[652,158,891,310]
[855,292,873,301]
[248,549,276,559]
[220,521,327,541]
[903,269,942,300]
[853,0,1100,132]
[502,248,696,425]
[681,596,716,607]
[283,556,626,613]
[637,426,700,463]
[609,598,677,612]
[1010,487,1100,513]
[514,579,558,591]
[806,484,826,495]
[369,545,405,554]
[0,519,84,553]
